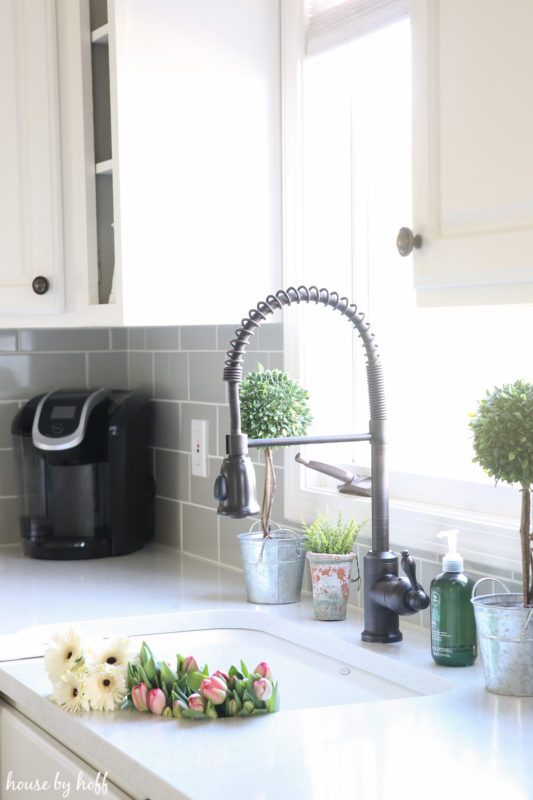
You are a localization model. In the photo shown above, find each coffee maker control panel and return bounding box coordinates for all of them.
[32,389,111,451]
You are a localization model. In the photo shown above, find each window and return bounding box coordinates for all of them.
[282,0,524,570]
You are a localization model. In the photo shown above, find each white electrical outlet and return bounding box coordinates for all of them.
[191,419,208,478]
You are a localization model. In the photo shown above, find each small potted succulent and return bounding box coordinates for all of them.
[303,510,366,620]
[469,379,533,695]
[237,365,313,604]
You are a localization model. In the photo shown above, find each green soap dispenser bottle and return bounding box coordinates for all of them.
[430,529,477,666]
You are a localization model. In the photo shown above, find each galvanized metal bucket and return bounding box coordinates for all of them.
[238,523,305,605]
[471,577,533,696]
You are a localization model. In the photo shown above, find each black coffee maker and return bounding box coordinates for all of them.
[12,388,155,559]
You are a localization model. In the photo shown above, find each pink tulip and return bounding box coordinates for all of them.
[213,669,229,684]
[201,675,227,705]
[182,655,199,672]
[131,682,149,712]
[253,677,273,701]
[147,688,167,715]
[188,693,205,712]
[254,662,272,681]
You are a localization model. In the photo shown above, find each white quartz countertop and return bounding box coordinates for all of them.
[0,543,532,800]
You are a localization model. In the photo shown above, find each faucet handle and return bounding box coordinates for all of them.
[400,550,420,590]
[400,550,430,611]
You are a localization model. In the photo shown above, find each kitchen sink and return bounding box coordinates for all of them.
[3,608,451,709]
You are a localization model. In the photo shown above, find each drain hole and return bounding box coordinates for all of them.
[339,666,351,676]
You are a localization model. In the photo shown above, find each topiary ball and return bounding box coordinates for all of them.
[469,379,533,487]
[239,365,313,443]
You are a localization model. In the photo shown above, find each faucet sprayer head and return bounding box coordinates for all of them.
[214,433,260,517]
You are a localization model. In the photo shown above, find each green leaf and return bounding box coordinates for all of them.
[142,652,158,685]
[229,665,243,681]
[245,677,264,709]
[181,708,208,721]
[127,662,140,691]
[266,682,280,713]
[302,510,367,554]
[138,663,153,690]
[186,671,207,692]
[233,680,245,701]
[140,641,155,667]
[160,660,178,691]
[171,687,189,704]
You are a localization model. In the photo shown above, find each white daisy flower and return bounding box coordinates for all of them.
[44,628,84,681]
[51,670,89,713]
[85,666,127,711]
[86,634,133,672]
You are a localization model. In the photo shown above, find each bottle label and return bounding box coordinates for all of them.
[430,587,477,662]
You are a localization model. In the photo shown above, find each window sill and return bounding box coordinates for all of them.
[284,474,521,574]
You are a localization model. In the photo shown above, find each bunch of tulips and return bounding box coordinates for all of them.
[126,641,279,720]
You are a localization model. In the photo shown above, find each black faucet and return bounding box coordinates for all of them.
[214,286,429,643]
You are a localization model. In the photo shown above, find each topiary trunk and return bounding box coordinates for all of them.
[520,487,533,607]
[261,447,276,538]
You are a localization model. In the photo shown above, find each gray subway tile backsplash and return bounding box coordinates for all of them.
[257,320,284,350]
[127,327,147,350]
[154,351,188,401]
[0,403,19,448]
[0,353,87,400]
[180,325,217,350]
[182,503,218,561]
[0,331,18,352]
[0,449,18,497]
[20,328,110,352]
[0,497,21,545]
[189,351,227,404]
[110,327,128,350]
[88,351,128,389]
[155,497,181,550]
[127,351,154,396]
[155,448,186,502]
[146,326,181,351]
[151,400,180,450]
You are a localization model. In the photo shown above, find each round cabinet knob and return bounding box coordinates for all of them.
[396,227,422,257]
[32,276,50,295]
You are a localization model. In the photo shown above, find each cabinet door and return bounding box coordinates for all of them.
[411,0,533,306]
[0,0,64,315]
[0,700,133,799]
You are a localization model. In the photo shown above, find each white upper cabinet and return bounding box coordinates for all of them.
[0,0,64,316]
[2,0,282,327]
[410,0,533,306]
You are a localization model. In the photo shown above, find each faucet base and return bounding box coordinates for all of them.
[361,629,403,643]
[361,551,403,643]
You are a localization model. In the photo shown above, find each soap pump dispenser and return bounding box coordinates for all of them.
[430,529,477,666]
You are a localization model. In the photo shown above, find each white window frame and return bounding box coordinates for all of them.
[280,0,522,573]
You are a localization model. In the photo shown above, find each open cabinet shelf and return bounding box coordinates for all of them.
[88,0,116,306]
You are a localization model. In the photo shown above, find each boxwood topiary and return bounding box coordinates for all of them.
[469,379,533,606]
[239,365,312,537]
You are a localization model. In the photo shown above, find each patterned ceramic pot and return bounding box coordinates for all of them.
[306,551,357,621]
